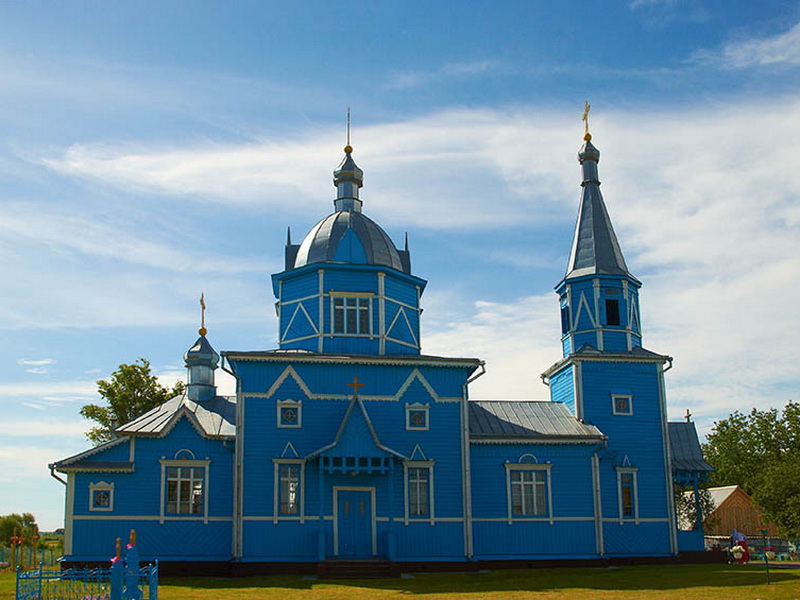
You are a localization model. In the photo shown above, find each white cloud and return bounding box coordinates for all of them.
[0,381,96,399]
[0,419,88,438]
[18,358,56,366]
[693,20,800,69]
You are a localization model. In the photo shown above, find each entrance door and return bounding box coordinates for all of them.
[336,489,373,558]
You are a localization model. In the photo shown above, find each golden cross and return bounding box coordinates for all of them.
[347,376,365,398]
[582,100,591,137]
[685,408,692,422]
[199,293,207,336]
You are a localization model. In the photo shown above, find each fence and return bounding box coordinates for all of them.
[1,546,60,568]
[15,532,158,600]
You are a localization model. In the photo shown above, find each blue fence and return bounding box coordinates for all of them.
[16,534,157,600]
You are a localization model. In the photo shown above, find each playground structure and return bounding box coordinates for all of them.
[15,530,158,600]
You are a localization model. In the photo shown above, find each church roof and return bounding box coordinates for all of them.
[564,137,637,282]
[469,400,605,442]
[116,393,236,439]
[293,209,407,272]
[668,421,714,473]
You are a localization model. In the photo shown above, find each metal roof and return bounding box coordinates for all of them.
[469,401,605,441]
[564,138,636,282]
[293,210,407,273]
[668,421,714,473]
[116,393,236,439]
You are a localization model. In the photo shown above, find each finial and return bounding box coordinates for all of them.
[684,408,692,423]
[344,108,353,154]
[582,100,592,141]
[199,293,207,336]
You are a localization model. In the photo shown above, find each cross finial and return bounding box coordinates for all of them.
[344,108,353,154]
[347,375,364,398]
[199,293,207,336]
[685,408,692,422]
[582,100,592,141]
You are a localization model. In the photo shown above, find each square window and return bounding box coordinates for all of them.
[277,400,302,428]
[89,482,114,512]
[405,404,429,430]
[612,394,633,416]
[332,295,372,335]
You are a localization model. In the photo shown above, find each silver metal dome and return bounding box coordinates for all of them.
[293,210,405,272]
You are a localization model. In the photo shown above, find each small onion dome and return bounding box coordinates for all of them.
[294,209,404,272]
[184,334,219,369]
[578,138,600,163]
[334,149,364,189]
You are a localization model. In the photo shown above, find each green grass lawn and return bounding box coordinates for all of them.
[3,563,799,600]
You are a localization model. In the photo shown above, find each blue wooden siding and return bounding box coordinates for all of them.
[548,366,575,414]
[473,521,597,559]
[66,417,234,561]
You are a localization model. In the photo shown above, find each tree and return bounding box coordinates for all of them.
[80,358,185,445]
[673,485,717,531]
[0,513,38,548]
[702,400,800,539]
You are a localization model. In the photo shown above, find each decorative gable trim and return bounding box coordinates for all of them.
[281,302,319,342]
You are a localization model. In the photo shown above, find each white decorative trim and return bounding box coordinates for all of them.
[615,466,640,525]
[611,394,633,416]
[88,481,114,512]
[403,460,435,525]
[504,460,553,525]
[272,458,306,524]
[281,302,319,342]
[277,399,302,428]
[405,402,429,431]
[386,306,419,348]
[159,458,211,524]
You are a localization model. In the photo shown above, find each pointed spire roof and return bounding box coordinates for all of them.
[564,132,636,282]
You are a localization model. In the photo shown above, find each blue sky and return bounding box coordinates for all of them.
[1,1,798,531]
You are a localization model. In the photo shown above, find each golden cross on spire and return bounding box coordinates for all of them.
[344,107,353,154]
[582,100,592,141]
[347,375,364,398]
[199,293,207,336]
[685,408,692,423]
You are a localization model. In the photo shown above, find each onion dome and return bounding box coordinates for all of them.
[291,145,409,273]
[184,296,220,402]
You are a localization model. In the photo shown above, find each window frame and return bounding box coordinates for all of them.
[277,399,302,428]
[403,460,435,524]
[612,394,633,416]
[616,466,640,524]
[272,458,306,523]
[89,481,114,512]
[330,292,373,336]
[159,457,210,523]
[505,462,553,524]
[405,402,430,431]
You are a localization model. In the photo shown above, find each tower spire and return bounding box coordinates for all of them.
[333,109,364,212]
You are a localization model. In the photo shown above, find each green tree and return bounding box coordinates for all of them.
[0,513,38,548]
[80,358,185,445]
[702,400,800,539]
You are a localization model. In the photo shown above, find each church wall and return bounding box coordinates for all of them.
[67,418,234,561]
[469,442,600,558]
[232,358,473,561]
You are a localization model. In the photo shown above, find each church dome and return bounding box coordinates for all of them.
[293,209,404,272]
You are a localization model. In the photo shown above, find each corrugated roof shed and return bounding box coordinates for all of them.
[469,401,605,441]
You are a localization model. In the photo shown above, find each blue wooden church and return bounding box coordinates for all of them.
[51,122,711,572]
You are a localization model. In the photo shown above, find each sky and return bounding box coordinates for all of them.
[0,0,798,532]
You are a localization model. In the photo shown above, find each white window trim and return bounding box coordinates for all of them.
[616,466,640,524]
[402,460,435,525]
[405,402,429,431]
[159,458,210,524]
[612,394,633,416]
[505,462,553,525]
[272,458,306,524]
[89,481,114,512]
[277,399,302,428]
[329,291,374,337]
